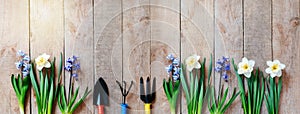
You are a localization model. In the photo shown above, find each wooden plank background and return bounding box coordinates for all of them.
[0,0,299,113]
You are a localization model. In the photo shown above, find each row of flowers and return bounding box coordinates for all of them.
[163,54,285,114]
[11,50,90,114]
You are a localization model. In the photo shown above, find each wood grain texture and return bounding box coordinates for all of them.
[0,0,30,113]
[244,0,272,113]
[122,0,151,113]
[150,0,180,113]
[214,0,243,113]
[244,0,272,69]
[272,0,300,113]
[94,0,122,113]
[180,0,214,113]
[64,0,94,113]
[29,0,64,113]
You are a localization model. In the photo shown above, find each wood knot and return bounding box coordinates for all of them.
[139,16,150,22]
[290,17,299,27]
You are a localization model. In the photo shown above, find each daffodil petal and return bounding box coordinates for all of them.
[274,60,280,64]
[195,55,200,61]
[270,73,276,78]
[280,63,286,69]
[276,70,282,77]
[187,65,193,72]
[44,62,51,68]
[37,65,43,71]
[43,53,50,60]
[249,60,255,67]
[194,62,201,69]
[244,72,251,78]
[265,68,272,74]
[266,61,273,66]
[238,62,243,68]
[238,69,244,74]
[242,57,248,63]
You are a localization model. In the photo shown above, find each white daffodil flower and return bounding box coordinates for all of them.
[185,54,201,71]
[238,57,255,78]
[35,53,51,71]
[265,60,285,78]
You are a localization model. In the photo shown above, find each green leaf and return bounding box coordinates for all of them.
[190,72,194,99]
[207,54,213,85]
[218,87,229,111]
[232,58,247,113]
[11,75,20,96]
[221,90,240,113]
[60,86,67,109]
[57,93,64,112]
[180,64,190,102]
[70,87,91,113]
[68,87,80,110]
[18,74,23,92]
[43,75,48,111]
[29,64,42,112]
[163,79,172,102]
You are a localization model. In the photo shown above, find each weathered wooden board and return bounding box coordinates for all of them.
[244,0,272,113]
[0,0,30,113]
[94,0,122,113]
[181,0,214,113]
[122,0,151,113]
[272,0,300,113]
[150,0,180,113]
[29,0,64,113]
[64,0,94,113]
[214,0,243,113]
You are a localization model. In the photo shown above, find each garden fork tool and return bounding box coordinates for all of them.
[116,80,133,114]
[140,77,156,114]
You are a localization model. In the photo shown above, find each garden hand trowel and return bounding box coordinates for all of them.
[93,77,109,114]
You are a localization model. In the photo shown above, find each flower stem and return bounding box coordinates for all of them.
[67,69,73,103]
[217,73,222,103]
[170,108,176,114]
[19,104,24,114]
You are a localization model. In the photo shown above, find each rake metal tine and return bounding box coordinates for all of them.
[125,81,133,96]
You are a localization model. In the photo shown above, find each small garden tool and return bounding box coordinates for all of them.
[93,77,109,114]
[116,80,133,114]
[140,77,156,114]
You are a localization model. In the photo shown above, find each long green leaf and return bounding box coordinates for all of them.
[60,86,67,109]
[41,75,48,112]
[11,75,20,96]
[190,72,194,100]
[232,59,247,113]
[68,87,80,110]
[180,64,190,102]
[29,64,42,112]
[70,88,91,113]
[163,80,172,102]
[221,91,240,113]
[218,87,229,111]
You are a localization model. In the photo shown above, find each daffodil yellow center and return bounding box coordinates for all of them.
[271,64,279,71]
[36,57,46,66]
[242,64,249,70]
[188,58,195,65]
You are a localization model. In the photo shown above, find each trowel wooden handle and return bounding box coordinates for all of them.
[97,105,104,114]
